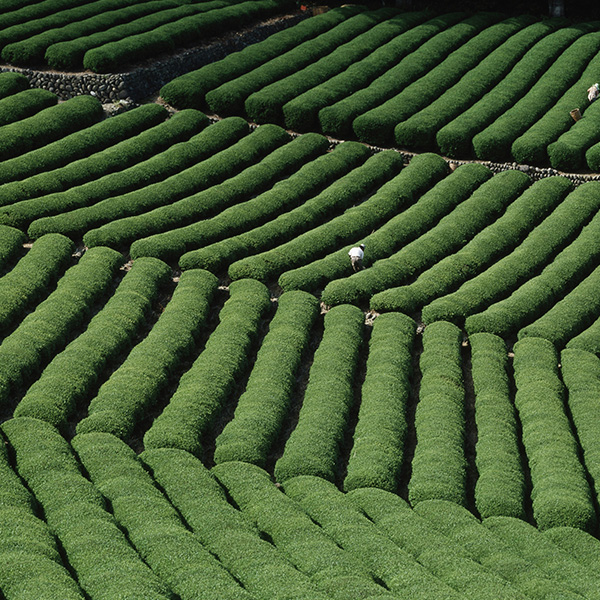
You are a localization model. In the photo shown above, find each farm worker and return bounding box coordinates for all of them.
[588,83,600,102]
[349,244,365,272]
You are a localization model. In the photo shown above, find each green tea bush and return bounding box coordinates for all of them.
[0,88,57,126]
[469,333,526,519]
[344,312,415,493]
[130,138,361,262]
[374,175,571,315]
[14,257,171,430]
[512,337,596,531]
[83,129,327,249]
[422,180,600,326]
[0,71,29,99]
[76,268,218,439]
[143,278,271,455]
[282,160,487,295]
[274,304,364,483]
[0,107,205,209]
[227,150,403,283]
[326,168,529,309]
[544,526,600,572]
[0,225,26,272]
[214,290,319,467]
[565,312,600,354]
[0,233,74,334]
[0,247,122,407]
[409,321,466,507]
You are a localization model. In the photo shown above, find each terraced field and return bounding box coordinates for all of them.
[3,4,600,600]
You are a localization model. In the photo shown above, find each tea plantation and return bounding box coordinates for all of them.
[2,3,600,599]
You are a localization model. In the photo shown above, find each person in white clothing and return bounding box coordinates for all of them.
[348,244,365,272]
[588,83,600,102]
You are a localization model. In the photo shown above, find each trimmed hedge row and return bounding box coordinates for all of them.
[0,107,204,209]
[0,71,29,99]
[244,8,416,125]
[283,11,443,133]
[274,304,364,484]
[283,476,467,600]
[213,461,386,599]
[0,102,168,186]
[469,333,526,519]
[344,312,416,493]
[73,432,253,600]
[544,527,600,572]
[27,121,285,239]
[227,150,403,282]
[409,321,466,507]
[512,41,600,166]
[0,247,122,407]
[143,278,271,456]
[436,23,588,158]
[14,257,171,431]
[325,168,529,309]
[318,12,487,140]
[0,437,86,600]
[484,517,600,598]
[0,225,26,272]
[472,30,600,161]
[518,262,600,348]
[348,488,524,600]
[15,114,241,233]
[413,500,582,600]
[466,188,600,337]
[421,179,600,326]
[1,417,173,600]
[394,17,552,152]
[214,290,319,467]
[83,129,329,249]
[353,14,527,147]
[280,160,488,294]
[372,175,572,315]
[512,337,595,531]
[142,448,332,600]
[0,88,57,127]
[160,5,361,109]
[0,94,103,164]
[0,233,74,335]
[76,268,218,439]
[130,139,368,262]
[84,0,290,73]
[178,145,398,274]
[206,6,381,116]
[561,348,600,515]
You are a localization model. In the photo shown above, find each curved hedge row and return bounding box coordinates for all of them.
[0,88,57,127]
[0,71,29,99]
[0,225,26,272]
[274,304,364,484]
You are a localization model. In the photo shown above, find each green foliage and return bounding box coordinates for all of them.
[143,278,271,455]
[0,88,57,126]
[130,137,358,263]
[83,128,326,249]
[1,417,173,600]
[423,179,600,326]
[394,16,545,152]
[76,268,218,439]
[437,23,587,158]
[326,168,528,309]
[409,321,466,507]
[469,333,525,518]
[0,233,74,335]
[374,175,571,316]
[83,0,287,73]
[227,150,403,283]
[0,247,122,407]
[14,257,171,431]
[0,71,29,99]
[160,5,359,109]
[214,290,319,467]
[283,160,487,295]
[344,312,416,493]
[274,304,364,483]
[0,225,26,271]
[353,13,513,146]
[0,95,103,166]
[512,337,595,531]
[472,29,600,161]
